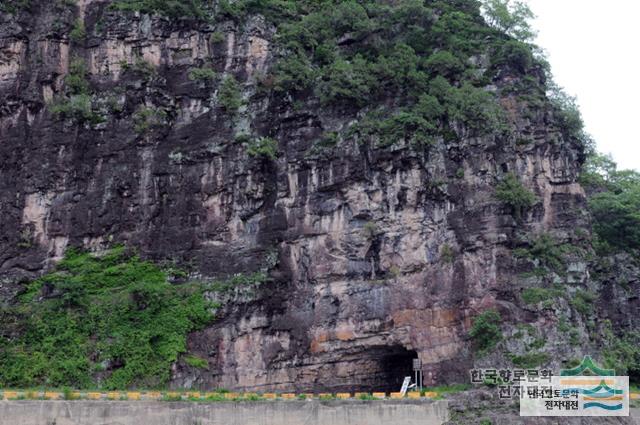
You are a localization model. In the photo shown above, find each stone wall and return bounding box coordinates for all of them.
[0,400,450,425]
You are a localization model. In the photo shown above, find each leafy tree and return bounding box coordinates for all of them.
[218,75,243,112]
[493,39,534,73]
[469,309,502,353]
[495,173,537,218]
[328,1,373,38]
[448,83,506,135]
[423,50,466,80]
[589,172,640,255]
[580,152,618,190]
[375,43,419,87]
[547,82,591,149]
[272,52,316,92]
[481,0,536,42]
[318,56,376,106]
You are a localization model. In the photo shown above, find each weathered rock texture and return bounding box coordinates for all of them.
[0,1,636,392]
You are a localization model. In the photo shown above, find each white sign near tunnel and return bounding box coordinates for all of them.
[400,377,411,396]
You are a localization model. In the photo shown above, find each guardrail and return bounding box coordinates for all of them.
[1,390,637,402]
[0,390,442,401]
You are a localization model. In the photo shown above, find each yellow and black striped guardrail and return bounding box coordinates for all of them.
[0,390,444,401]
[1,390,637,402]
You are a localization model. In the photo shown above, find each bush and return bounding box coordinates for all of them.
[133,107,167,134]
[272,53,316,92]
[423,50,466,79]
[548,83,589,148]
[218,75,243,112]
[210,31,225,44]
[246,137,279,160]
[602,327,640,383]
[120,56,157,78]
[50,94,102,124]
[527,234,567,272]
[318,56,376,107]
[353,95,443,147]
[509,352,549,369]
[469,309,502,354]
[376,111,437,146]
[495,173,537,218]
[69,19,86,43]
[0,247,213,388]
[447,83,506,135]
[375,43,419,87]
[111,0,206,19]
[65,59,89,95]
[188,67,216,81]
[493,39,533,73]
[50,58,102,123]
[521,287,562,305]
[571,290,595,315]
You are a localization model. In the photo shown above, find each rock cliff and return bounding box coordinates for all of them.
[0,0,637,392]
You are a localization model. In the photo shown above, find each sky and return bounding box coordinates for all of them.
[527,0,640,171]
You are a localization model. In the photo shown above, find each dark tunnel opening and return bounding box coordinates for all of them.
[377,346,418,393]
[335,345,419,393]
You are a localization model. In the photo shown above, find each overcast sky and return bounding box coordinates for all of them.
[527,0,640,171]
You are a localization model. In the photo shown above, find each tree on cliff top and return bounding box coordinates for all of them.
[481,0,536,42]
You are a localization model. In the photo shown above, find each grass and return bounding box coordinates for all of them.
[521,287,563,305]
[188,67,216,82]
[184,355,208,369]
[509,352,549,369]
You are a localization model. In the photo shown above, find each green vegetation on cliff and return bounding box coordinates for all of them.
[581,153,640,256]
[0,247,213,389]
[98,0,584,150]
[495,173,537,219]
[469,309,502,354]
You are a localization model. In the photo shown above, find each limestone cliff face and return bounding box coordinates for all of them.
[1,1,634,392]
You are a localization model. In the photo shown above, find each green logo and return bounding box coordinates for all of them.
[560,356,615,377]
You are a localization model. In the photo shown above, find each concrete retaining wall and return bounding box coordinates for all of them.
[0,400,450,425]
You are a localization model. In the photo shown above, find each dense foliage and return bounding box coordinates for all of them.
[261,0,513,145]
[217,75,243,112]
[581,153,640,256]
[495,173,537,219]
[481,0,535,42]
[0,247,213,389]
[110,0,208,18]
[469,309,502,354]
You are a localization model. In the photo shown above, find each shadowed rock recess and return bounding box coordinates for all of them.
[0,0,637,393]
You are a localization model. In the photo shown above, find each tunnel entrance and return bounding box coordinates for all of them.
[378,346,418,392]
[341,345,419,393]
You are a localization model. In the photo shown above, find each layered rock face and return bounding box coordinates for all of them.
[1,0,630,392]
